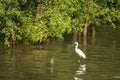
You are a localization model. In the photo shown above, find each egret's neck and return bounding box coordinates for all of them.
[75,44,78,49]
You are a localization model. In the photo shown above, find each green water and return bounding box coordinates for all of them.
[0,29,120,80]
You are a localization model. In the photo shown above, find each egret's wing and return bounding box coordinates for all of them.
[76,49,86,59]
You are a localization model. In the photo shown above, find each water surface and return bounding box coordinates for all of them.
[0,29,120,80]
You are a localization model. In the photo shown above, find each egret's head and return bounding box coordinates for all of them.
[75,42,78,45]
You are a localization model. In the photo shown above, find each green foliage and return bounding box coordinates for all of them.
[0,0,120,46]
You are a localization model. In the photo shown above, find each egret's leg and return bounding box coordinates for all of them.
[78,59,80,63]
[78,57,81,63]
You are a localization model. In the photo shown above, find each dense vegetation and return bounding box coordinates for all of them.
[0,0,120,46]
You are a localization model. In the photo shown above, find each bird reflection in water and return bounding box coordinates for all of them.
[74,64,86,80]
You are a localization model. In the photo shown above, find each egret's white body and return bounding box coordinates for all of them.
[75,42,86,59]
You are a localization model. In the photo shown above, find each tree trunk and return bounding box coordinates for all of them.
[92,26,96,45]
[83,0,92,47]
[83,19,89,46]
[72,30,78,43]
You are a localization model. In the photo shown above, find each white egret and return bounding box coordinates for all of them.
[75,42,86,59]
